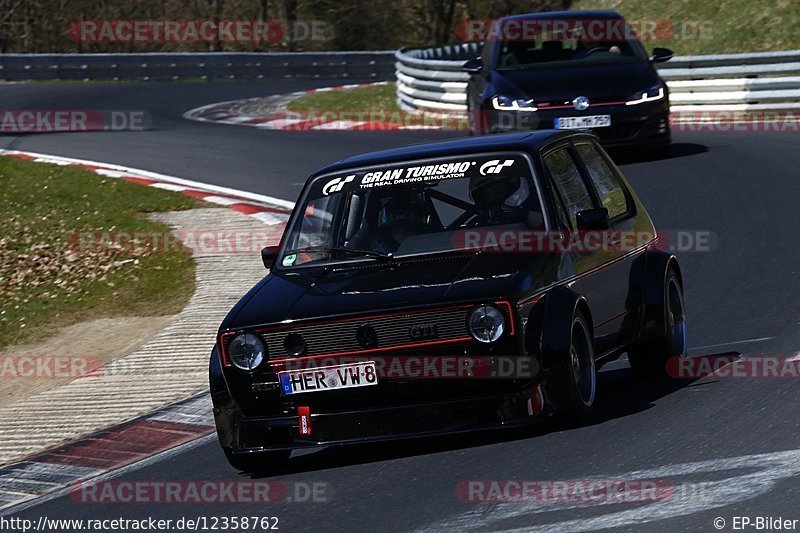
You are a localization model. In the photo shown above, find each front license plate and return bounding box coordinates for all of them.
[555,115,611,129]
[279,362,378,395]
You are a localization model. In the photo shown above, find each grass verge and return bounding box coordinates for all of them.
[287,82,401,113]
[286,82,469,130]
[0,157,203,349]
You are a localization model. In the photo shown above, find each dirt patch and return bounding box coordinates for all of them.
[0,315,175,408]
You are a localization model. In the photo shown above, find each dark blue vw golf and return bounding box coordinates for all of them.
[464,11,673,155]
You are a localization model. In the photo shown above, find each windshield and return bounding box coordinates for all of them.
[279,153,545,268]
[493,19,648,70]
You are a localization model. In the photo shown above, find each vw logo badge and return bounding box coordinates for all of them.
[573,96,590,111]
[355,324,378,348]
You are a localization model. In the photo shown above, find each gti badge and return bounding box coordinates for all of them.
[572,96,590,111]
[409,324,439,341]
[355,324,378,348]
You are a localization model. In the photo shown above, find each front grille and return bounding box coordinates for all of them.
[539,96,628,109]
[259,306,477,359]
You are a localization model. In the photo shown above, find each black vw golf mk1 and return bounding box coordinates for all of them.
[211,131,687,472]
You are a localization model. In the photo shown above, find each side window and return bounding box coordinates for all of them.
[575,143,630,220]
[543,148,594,229]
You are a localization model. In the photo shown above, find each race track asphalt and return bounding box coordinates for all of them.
[2,80,800,532]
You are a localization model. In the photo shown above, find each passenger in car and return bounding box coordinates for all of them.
[373,192,431,253]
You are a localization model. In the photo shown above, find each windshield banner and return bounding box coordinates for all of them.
[314,154,531,197]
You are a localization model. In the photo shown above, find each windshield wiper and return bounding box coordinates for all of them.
[284,246,393,261]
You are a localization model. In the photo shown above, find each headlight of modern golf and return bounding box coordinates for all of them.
[626,84,666,106]
[491,95,538,111]
[468,304,506,343]
[227,333,266,370]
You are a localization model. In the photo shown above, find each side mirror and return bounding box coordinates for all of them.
[650,47,673,63]
[463,58,482,74]
[261,245,280,269]
[576,208,610,231]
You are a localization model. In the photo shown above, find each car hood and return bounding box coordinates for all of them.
[222,253,550,330]
[491,61,659,102]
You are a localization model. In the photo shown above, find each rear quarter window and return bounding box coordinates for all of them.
[543,147,594,229]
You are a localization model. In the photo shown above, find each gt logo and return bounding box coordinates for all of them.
[322,174,355,195]
[479,159,515,175]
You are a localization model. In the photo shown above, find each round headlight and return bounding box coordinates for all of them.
[468,305,505,344]
[228,333,266,371]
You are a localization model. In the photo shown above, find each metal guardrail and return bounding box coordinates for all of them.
[395,45,800,115]
[394,44,474,113]
[0,51,396,81]
[4,48,797,116]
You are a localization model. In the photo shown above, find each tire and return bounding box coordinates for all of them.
[549,312,597,421]
[628,269,687,379]
[224,448,291,473]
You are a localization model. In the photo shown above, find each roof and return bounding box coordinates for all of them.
[310,130,579,178]
[498,10,623,23]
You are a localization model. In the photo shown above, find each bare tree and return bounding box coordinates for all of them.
[411,0,457,46]
[0,0,573,53]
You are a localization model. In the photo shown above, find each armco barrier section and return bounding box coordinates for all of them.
[395,45,800,116]
[3,48,798,115]
[0,51,395,81]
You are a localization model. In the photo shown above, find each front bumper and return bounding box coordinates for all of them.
[215,380,548,453]
[486,100,671,148]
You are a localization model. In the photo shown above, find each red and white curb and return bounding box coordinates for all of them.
[182,81,446,131]
[0,151,298,513]
[0,149,295,226]
[0,393,214,512]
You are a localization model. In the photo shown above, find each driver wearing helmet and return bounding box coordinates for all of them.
[469,173,543,228]
[372,192,430,253]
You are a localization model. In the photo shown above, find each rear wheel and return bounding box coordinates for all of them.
[549,312,596,421]
[224,449,291,473]
[628,269,687,378]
